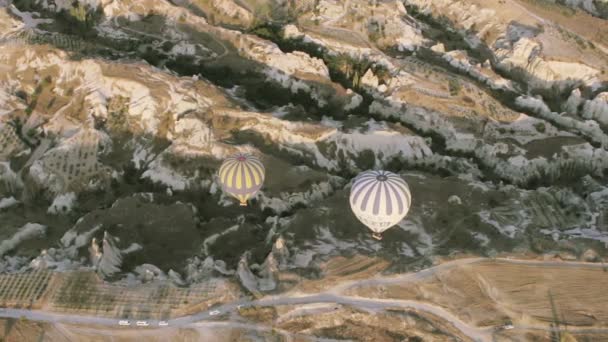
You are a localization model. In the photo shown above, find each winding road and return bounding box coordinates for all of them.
[110,9,229,61]
[0,295,491,341]
[0,257,606,341]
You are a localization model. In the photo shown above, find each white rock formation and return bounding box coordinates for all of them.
[1,44,214,138]
[220,110,432,172]
[0,196,18,209]
[29,247,83,271]
[442,50,514,91]
[237,34,329,79]
[407,0,605,91]
[259,177,345,215]
[448,195,462,205]
[269,236,290,270]
[0,161,22,194]
[431,43,445,53]
[361,69,379,89]
[141,150,189,191]
[0,223,46,256]
[236,252,262,297]
[134,263,167,282]
[47,192,77,214]
[516,95,608,147]
[90,231,123,278]
[496,37,599,88]
[168,269,186,285]
[545,0,607,18]
[344,91,363,111]
[173,116,215,149]
[211,0,252,23]
[582,92,608,125]
[582,248,599,262]
[61,224,102,249]
[257,254,278,292]
[185,256,215,283]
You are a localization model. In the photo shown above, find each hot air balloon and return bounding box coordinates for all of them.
[349,170,411,240]
[218,153,265,206]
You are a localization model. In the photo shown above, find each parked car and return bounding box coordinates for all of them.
[136,321,149,327]
[118,320,130,326]
[209,310,221,316]
[158,321,169,326]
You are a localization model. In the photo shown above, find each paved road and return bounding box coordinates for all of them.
[0,295,490,341]
[331,256,608,294]
[322,0,350,26]
[0,257,606,340]
[233,0,253,14]
[112,15,229,61]
[507,0,548,24]
[508,0,608,54]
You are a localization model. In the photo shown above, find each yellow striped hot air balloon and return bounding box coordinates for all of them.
[218,153,265,206]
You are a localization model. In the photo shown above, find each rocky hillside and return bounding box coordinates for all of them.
[0,0,607,312]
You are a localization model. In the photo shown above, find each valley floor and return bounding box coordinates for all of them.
[0,256,606,341]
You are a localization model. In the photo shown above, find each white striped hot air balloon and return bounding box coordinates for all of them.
[349,170,412,240]
[218,153,265,206]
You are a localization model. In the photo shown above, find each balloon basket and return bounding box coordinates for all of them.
[239,202,247,207]
[372,233,383,241]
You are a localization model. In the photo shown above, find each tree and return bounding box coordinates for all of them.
[60,2,103,37]
[69,2,88,23]
[252,3,272,28]
[448,78,461,96]
[534,122,546,133]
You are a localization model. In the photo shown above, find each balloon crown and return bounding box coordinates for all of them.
[236,155,247,161]
[376,174,388,181]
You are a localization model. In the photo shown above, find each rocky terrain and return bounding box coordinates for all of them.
[0,0,608,339]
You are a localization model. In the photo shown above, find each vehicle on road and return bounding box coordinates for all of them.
[118,320,130,326]
[159,321,169,326]
[209,310,221,316]
[136,321,149,326]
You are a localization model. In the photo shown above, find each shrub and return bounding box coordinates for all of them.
[55,3,104,38]
[534,122,546,133]
[15,90,28,101]
[448,78,461,96]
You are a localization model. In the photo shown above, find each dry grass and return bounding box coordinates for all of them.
[276,306,464,342]
[393,59,520,131]
[349,259,608,328]
[517,0,608,47]
[0,319,274,342]
[293,255,390,293]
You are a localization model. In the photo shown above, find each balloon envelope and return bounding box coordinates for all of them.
[218,153,265,206]
[349,170,411,234]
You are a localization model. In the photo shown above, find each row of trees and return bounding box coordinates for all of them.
[57,1,104,38]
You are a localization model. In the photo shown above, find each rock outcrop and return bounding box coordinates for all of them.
[90,231,123,279]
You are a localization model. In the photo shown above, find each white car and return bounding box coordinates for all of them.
[158,321,169,326]
[209,310,221,316]
[118,320,131,326]
[136,321,149,327]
